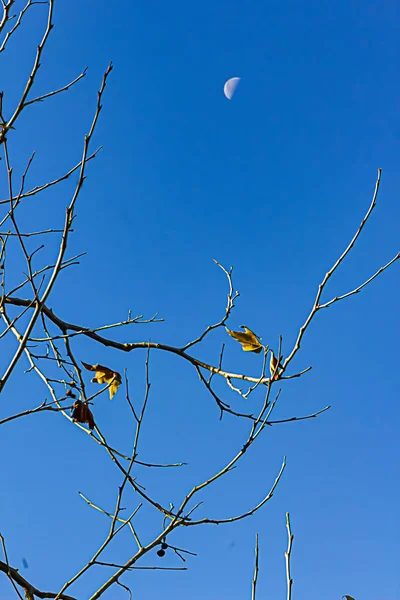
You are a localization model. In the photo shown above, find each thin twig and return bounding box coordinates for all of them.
[0,0,55,138]
[0,534,24,599]
[285,512,294,600]
[182,457,286,527]
[0,63,113,393]
[0,1,14,40]
[24,67,87,106]
[0,399,72,426]
[0,0,48,53]
[93,561,187,572]
[318,251,400,309]
[251,534,259,600]
[266,404,331,425]
[78,492,142,547]
[0,228,72,236]
[182,259,239,351]
[283,169,392,372]
[6,252,85,296]
[0,557,77,599]
[116,579,132,599]
[0,148,101,206]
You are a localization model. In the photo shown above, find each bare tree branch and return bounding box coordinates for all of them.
[182,259,239,351]
[0,398,72,426]
[0,534,24,600]
[0,0,54,138]
[283,169,398,372]
[285,513,294,600]
[0,1,48,54]
[0,63,113,393]
[0,148,101,206]
[94,561,187,571]
[318,251,400,309]
[0,538,77,599]
[251,534,259,600]
[0,1,17,40]
[24,67,87,106]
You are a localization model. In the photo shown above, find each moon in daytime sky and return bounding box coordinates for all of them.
[223,77,241,100]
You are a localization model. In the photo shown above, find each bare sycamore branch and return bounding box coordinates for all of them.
[0,1,49,54]
[0,63,113,393]
[23,67,87,107]
[285,513,294,600]
[0,534,24,600]
[0,532,76,599]
[94,562,187,571]
[0,1,55,140]
[251,534,259,600]
[4,177,397,404]
[282,169,399,372]
[0,398,73,426]
[0,2,14,40]
[182,259,239,350]
[0,148,102,206]
[249,512,294,599]
[0,228,72,236]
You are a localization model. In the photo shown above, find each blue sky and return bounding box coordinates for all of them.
[0,0,399,599]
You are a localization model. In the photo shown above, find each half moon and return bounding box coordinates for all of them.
[223,77,241,100]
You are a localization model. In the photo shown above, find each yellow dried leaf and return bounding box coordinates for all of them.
[225,325,263,353]
[82,362,122,400]
[109,376,122,400]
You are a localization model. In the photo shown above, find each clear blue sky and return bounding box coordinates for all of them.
[0,0,399,599]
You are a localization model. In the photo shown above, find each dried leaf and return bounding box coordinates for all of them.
[82,361,122,399]
[23,588,34,600]
[269,350,284,379]
[343,596,355,600]
[71,400,95,430]
[225,325,263,353]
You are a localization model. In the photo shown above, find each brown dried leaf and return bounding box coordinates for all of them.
[225,325,263,353]
[269,350,284,379]
[72,400,95,430]
[82,361,122,399]
[342,596,355,600]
